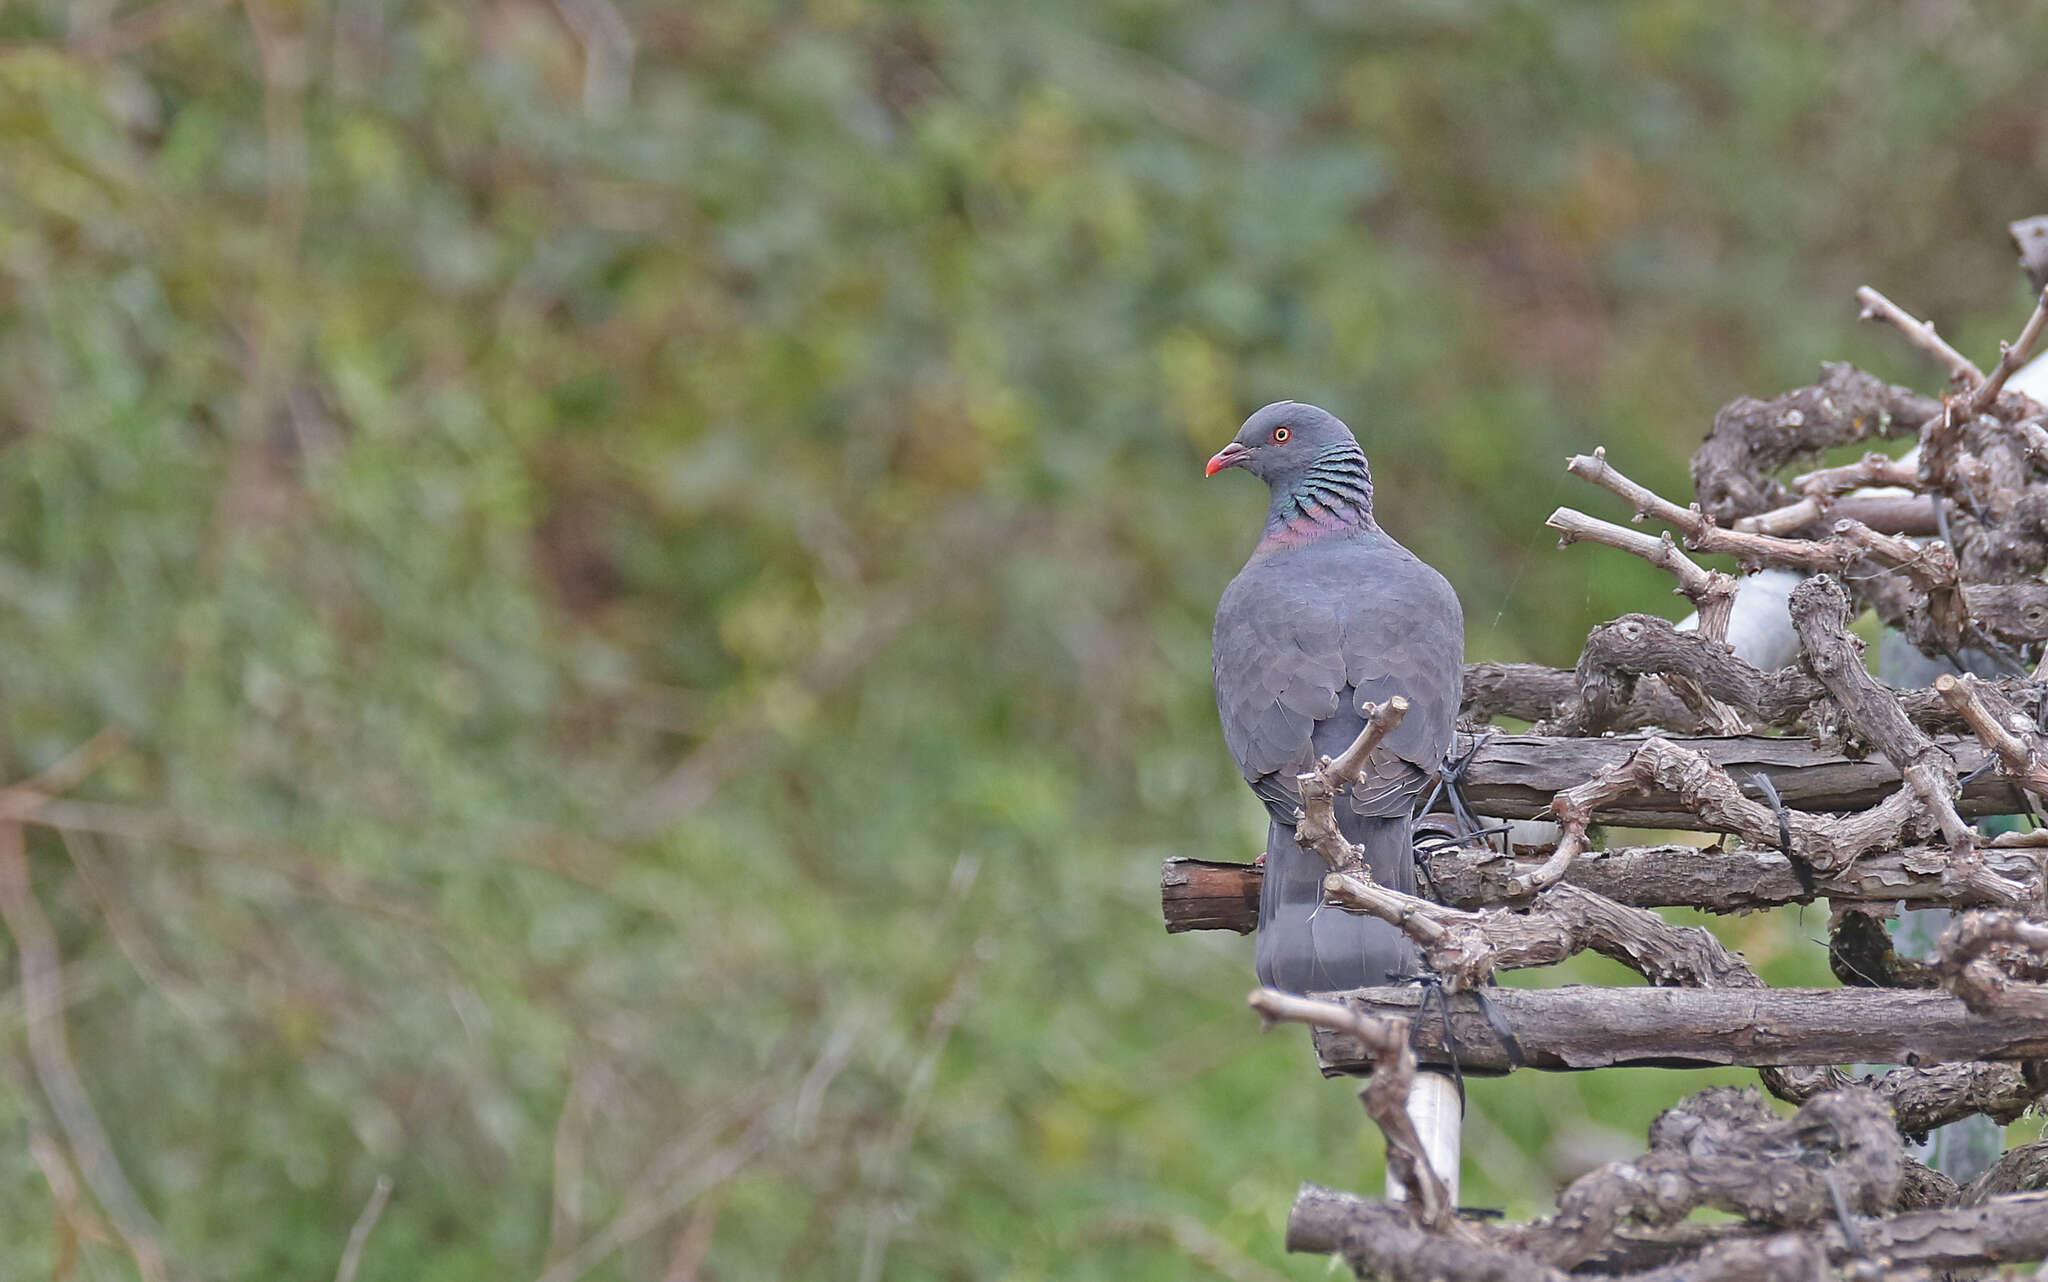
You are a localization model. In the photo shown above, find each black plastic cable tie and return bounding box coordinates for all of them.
[1750,770,1814,895]
[1417,775,1448,826]
[1960,756,2001,787]
[1414,823,1514,857]
[1467,984,1525,1070]
[1403,973,1466,1114]
[1413,844,1446,904]
[1433,732,1498,851]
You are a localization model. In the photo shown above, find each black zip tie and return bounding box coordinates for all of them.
[1965,621,2031,677]
[1418,777,1448,827]
[1468,983,1525,1071]
[1413,837,1447,904]
[1447,729,1495,783]
[1446,788,1487,852]
[1960,756,2001,787]
[1401,971,1526,1115]
[1749,771,1814,895]
[1413,823,1514,857]
[1404,974,1467,1114]
[1936,635,1976,680]
[1423,732,1499,853]
[1950,752,2040,825]
[1413,823,1515,905]
[1417,741,1458,821]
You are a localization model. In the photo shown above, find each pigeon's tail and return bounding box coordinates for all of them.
[1254,810,1419,994]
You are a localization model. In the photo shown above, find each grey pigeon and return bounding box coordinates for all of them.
[1208,402,1465,993]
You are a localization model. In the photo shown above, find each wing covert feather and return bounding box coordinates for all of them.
[1214,529,1463,819]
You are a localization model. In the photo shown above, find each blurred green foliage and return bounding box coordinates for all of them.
[0,1,2046,1278]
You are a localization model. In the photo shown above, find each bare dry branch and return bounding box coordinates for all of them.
[1564,449,1965,601]
[1545,506,1742,633]
[1565,448,1713,531]
[1966,283,2048,415]
[1447,729,2015,831]
[1733,491,1940,537]
[1541,503,1753,730]
[1295,697,1408,874]
[1507,1088,1901,1268]
[1313,867,1766,995]
[1287,1184,1569,1282]
[1788,577,2018,908]
[1310,984,2048,1075]
[1249,989,1456,1229]
[1692,362,1940,524]
[1561,445,2036,665]
[1877,1059,2048,1139]
[1939,912,2048,1021]
[1960,1139,2048,1205]
[1559,459,1852,575]
[1299,866,1808,1107]
[1466,638,2048,735]
[1936,671,2048,798]
[1160,839,2045,933]
[1290,1181,2048,1281]
[1857,286,1984,385]
[1212,229,2048,1281]
[1509,747,1653,896]
[1793,451,1922,498]
[1540,614,1766,739]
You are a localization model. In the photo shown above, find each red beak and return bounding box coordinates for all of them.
[1205,442,1251,476]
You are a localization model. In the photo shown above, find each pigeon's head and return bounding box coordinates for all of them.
[1204,401,1358,488]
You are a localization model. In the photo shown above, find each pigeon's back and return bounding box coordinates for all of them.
[1213,526,1464,993]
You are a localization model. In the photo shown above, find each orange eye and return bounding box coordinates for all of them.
[1272,426,1290,442]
